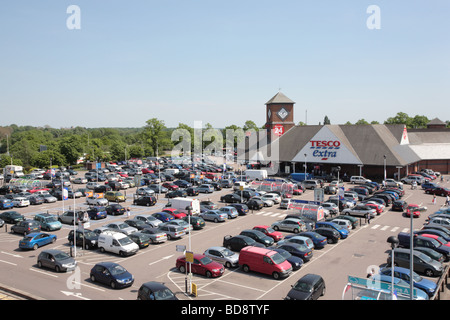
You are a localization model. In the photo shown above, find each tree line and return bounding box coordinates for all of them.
[0,112,447,172]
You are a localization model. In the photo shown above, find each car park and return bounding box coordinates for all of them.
[37,249,77,272]
[204,246,239,268]
[19,232,56,250]
[90,262,134,289]
[176,253,224,278]
[137,281,178,300]
[285,274,326,300]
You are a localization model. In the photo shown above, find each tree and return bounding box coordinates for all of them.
[143,118,166,156]
[243,120,259,132]
[355,119,369,125]
[59,135,83,165]
[323,116,331,125]
[384,112,411,126]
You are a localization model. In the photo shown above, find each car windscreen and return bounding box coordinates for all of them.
[270,252,286,265]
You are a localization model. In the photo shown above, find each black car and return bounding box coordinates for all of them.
[221,194,241,204]
[182,216,205,230]
[246,199,264,210]
[165,190,187,199]
[124,219,151,231]
[185,187,199,196]
[392,200,408,212]
[137,281,178,300]
[173,180,192,188]
[105,204,126,216]
[239,229,274,247]
[11,220,41,235]
[278,243,313,262]
[285,274,326,300]
[68,229,99,249]
[223,235,265,252]
[228,203,249,215]
[313,227,340,244]
[0,211,25,224]
[133,195,157,206]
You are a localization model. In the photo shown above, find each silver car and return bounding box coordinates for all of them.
[204,246,239,268]
[86,196,109,206]
[135,214,162,228]
[140,228,168,244]
[200,210,227,222]
[104,222,137,235]
[219,206,239,218]
[37,249,77,272]
[271,218,307,233]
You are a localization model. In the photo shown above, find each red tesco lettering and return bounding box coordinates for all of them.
[310,140,341,147]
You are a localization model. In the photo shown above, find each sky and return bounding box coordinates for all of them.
[0,1,449,129]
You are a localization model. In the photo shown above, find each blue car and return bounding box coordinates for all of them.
[269,247,303,271]
[0,199,14,210]
[299,231,328,249]
[369,274,429,300]
[90,262,134,289]
[152,212,174,223]
[278,242,313,262]
[87,206,107,220]
[315,221,349,239]
[19,232,57,250]
[379,266,437,297]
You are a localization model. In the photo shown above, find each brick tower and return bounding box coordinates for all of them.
[265,91,295,137]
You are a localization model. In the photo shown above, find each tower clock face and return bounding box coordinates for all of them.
[267,109,271,119]
[277,107,289,121]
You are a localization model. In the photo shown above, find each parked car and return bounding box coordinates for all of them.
[239,246,292,280]
[176,253,224,278]
[11,219,41,235]
[379,266,438,297]
[128,232,152,248]
[425,187,450,196]
[157,223,185,240]
[271,218,307,233]
[315,221,349,239]
[269,247,304,271]
[137,281,178,300]
[313,227,341,244]
[105,204,126,216]
[133,195,157,206]
[135,214,162,228]
[204,246,239,268]
[200,210,227,223]
[68,229,99,249]
[37,249,77,272]
[387,247,444,277]
[253,225,283,242]
[228,203,249,215]
[182,215,205,230]
[240,229,274,247]
[0,199,14,210]
[223,234,265,252]
[246,198,264,210]
[86,206,107,220]
[0,211,24,224]
[19,232,57,250]
[285,274,326,300]
[140,228,168,244]
[298,231,328,249]
[219,206,239,219]
[162,208,187,219]
[278,242,313,262]
[220,193,241,203]
[197,184,214,193]
[90,262,134,289]
[392,200,408,212]
[342,205,376,218]
[86,196,108,206]
[103,222,137,235]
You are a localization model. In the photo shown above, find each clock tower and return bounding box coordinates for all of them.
[265,91,295,137]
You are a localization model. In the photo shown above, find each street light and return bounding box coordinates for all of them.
[387,235,399,299]
[383,155,387,183]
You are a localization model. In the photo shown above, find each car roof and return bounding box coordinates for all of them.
[141,281,170,291]
[297,273,323,285]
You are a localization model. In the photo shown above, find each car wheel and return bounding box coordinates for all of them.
[425,269,435,277]
[100,247,105,253]
[33,244,38,250]
[38,261,43,268]
[52,237,56,243]
[179,265,186,273]
[205,271,212,278]
[293,228,299,233]
[110,281,116,289]
[272,272,280,280]
[225,261,232,268]
[55,265,61,272]
[273,226,280,231]
[242,264,250,273]
[214,218,218,223]
[90,274,96,282]
[321,285,326,296]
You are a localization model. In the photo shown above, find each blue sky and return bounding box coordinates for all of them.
[0,1,449,129]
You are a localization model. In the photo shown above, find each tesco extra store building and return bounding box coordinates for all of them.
[276,121,450,180]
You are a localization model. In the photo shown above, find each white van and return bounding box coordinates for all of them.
[244,169,268,181]
[233,181,249,191]
[98,231,139,256]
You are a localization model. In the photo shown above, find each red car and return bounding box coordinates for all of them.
[420,234,450,247]
[405,204,420,218]
[426,187,450,196]
[162,208,187,219]
[176,253,224,278]
[141,168,154,174]
[253,225,283,242]
[364,203,383,215]
[162,182,179,191]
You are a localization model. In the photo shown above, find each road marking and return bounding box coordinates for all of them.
[371,224,380,229]
[148,254,174,266]
[402,228,410,233]
[391,227,399,232]
[380,226,390,231]
[29,267,58,278]
[1,251,23,258]
[0,259,17,266]
[263,211,273,216]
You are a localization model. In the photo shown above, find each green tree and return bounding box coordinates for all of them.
[59,135,83,165]
[143,118,166,156]
[323,116,331,125]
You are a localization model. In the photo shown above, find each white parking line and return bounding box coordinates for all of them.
[371,224,380,230]
[391,227,399,232]
[29,267,59,278]
[0,259,17,266]
[380,226,390,231]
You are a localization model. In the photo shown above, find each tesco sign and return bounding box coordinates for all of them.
[310,140,341,160]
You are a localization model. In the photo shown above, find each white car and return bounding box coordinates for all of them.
[86,182,101,190]
[73,177,87,184]
[251,196,273,207]
[263,193,281,204]
[86,196,108,206]
[12,197,30,207]
[331,218,352,231]
[342,205,376,218]
[383,179,403,188]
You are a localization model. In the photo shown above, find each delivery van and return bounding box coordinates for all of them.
[238,246,292,280]
[98,231,139,256]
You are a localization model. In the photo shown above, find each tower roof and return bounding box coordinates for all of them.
[265,92,295,105]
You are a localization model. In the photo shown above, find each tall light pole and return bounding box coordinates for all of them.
[387,236,399,299]
[383,155,387,183]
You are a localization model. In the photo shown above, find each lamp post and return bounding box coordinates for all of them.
[387,235,399,299]
[383,155,387,183]
[186,205,193,294]
[336,166,341,212]
[304,154,307,179]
